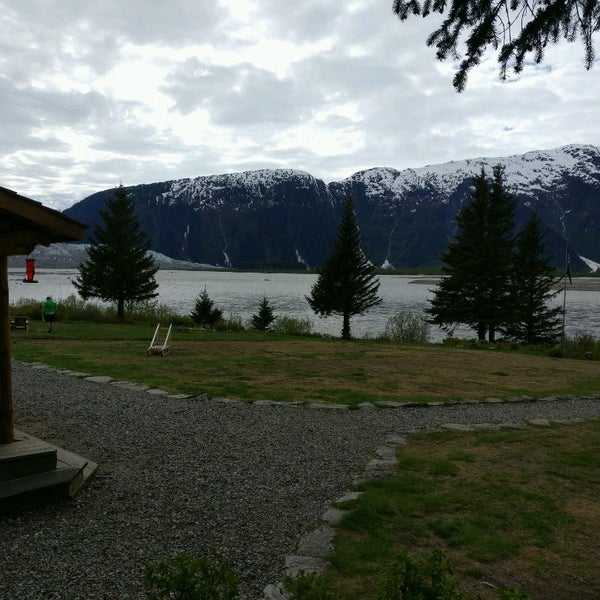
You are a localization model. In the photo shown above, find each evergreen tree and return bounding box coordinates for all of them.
[427,166,515,342]
[190,288,223,328]
[74,185,158,320]
[251,296,276,331]
[393,0,600,91]
[306,196,381,339]
[480,165,518,341]
[501,211,563,345]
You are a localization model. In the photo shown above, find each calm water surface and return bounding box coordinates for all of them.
[8,269,599,342]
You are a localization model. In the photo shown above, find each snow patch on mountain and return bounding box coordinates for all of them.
[160,168,315,210]
[8,244,217,270]
[347,144,600,202]
[579,255,600,273]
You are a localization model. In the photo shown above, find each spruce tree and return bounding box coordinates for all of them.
[427,166,515,342]
[501,211,563,345]
[74,185,158,320]
[190,289,223,328]
[428,170,489,339]
[251,297,276,331]
[393,0,600,91]
[306,196,381,339]
[481,165,518,341]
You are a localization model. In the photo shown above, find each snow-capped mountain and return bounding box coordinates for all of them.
[64,144,600,271]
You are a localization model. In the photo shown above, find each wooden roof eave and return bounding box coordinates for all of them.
[0,186,87,256]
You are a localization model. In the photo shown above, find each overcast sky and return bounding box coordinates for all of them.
[2,0,599,211]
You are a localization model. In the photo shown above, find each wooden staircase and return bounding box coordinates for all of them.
[0,431,97,514]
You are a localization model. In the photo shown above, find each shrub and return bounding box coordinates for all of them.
[143,553,239,599]
[191,289,223,329]
[214,314,245,332]
[251,296,276,331]
[10,294,189,326]
[378,550,467,600]
[380,311,430,344]
[282,571,335,600]
[560,334,599,360]
[271,315,313,336]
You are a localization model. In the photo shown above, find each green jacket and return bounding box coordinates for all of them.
[42,299,57,316]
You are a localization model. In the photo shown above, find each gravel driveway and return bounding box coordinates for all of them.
[2,361,599,599]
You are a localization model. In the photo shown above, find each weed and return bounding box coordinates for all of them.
[143,553,239,599]
[282,571,336,600]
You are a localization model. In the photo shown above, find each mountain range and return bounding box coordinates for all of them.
[61,144,600,272]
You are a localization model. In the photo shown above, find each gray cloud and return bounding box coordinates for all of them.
[0,0,598,210]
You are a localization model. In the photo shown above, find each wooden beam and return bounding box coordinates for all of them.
[0,229,46,256]
[0,256,14,444]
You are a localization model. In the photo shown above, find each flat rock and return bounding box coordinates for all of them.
[85,376,113,384]
[284,555,328,575]
[297,526,335,557]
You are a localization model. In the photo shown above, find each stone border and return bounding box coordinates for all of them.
[14,361,598,410]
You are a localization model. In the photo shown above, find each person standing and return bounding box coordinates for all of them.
[42,296,58,333]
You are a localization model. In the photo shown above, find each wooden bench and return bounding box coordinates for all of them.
[9,316,29,331]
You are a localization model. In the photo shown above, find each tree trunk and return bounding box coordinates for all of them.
[0,256,14,444]
[477,323,486,341]
[488,326,496,343]
[341,312,351,340]
[117,296,125,321]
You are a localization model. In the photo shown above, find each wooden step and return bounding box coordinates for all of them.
[0,432,57,481]
[0,466,84,514]
[0,431,98,514]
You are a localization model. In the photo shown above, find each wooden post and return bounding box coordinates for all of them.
[0,255,14,444]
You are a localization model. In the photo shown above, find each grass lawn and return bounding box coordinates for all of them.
[9,319,600,406]
[328,420,600,599]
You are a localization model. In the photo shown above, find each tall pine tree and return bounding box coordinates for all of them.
[74,185,158,320]
[427,166,515,342]
[501,211,563,345]
[306,196,381,339]
[480,165,518,341]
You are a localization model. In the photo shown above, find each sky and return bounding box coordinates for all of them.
[2,0,599,212]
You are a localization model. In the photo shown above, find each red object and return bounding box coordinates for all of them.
[24,258,37,283]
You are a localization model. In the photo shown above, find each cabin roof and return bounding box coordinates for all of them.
[0,186,87,255]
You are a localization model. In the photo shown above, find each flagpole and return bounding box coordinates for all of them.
[561,272,567,352]
[561,246,570,353]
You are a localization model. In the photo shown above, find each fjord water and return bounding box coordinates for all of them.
[8,269,600,342]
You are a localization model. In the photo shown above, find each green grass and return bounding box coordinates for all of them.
[9,319,600,406]
[327,421,600,599]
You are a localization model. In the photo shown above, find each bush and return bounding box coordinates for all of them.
[560,334,599,360]
[143,553,239,599]
[10,294,189,326]
[283,571,335,600]
[271,315,313,336]
[378,550,467,600]
[214,314,245,332]
[380,311,430,344]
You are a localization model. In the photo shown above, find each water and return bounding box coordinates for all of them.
[8,269,599,342]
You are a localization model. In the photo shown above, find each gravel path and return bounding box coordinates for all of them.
[2,361,599,599]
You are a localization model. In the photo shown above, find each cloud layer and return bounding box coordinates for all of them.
[1,0,599,210]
